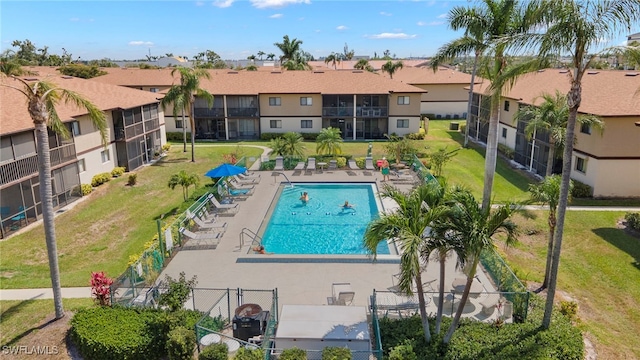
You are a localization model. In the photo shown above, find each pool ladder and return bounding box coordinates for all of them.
[240,228,263,250]
[271,172,294,187]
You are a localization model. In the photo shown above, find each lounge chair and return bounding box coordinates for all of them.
[180,227,222,241]
[232,175,258,184]
[209,195,239,214]
[328,160,337,171]
[274,156,284,171]
[188,211,227,231]
[294,161,305,170]
[306,157,316,171]
[328,282,355,306]
[390,170,415,183]
[227,180,254,191]
[365,157,375,170]
[239,172,260,180]
[348,159,360,170]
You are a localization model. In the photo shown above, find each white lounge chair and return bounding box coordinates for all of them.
[179,227,222,241]
[294,161,305,170]
[390,170,415,183]
[209,195,239,214]
[365,157,375,170]
[328,282,355,306]
[232,175,258,184]
[227,180,254,191]
[239,172,260,180]
[188,212,227,231]
[348,159,360,170]
[274,156,284,171]
[328,160,337,171]
[306,157,316,171]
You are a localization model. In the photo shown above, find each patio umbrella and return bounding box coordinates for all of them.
[205,163,247,178]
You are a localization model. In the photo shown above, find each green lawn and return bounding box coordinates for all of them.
[503,211,640,360]
[0,145,263,289]
[0,298,93,346]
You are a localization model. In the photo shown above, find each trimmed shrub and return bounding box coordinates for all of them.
[81,184,93,196]
[260,132,282,141]
[260,160,275,171]
[459,123,467,135]
[199,343,228,360]
[233,347,264,360]
[167,326,196,360]
[389,339,417,360]
[300,132,319,141]
[625,212,640,231]
[560,301,579,322]
[162,144,172,152]
[111,166,126,177]
[406,132,424,140]
[91,172,112,187]
[497,143,515,160]
[166,132,191,141]
[571,180,593,198]
[321,347,352,360]
[128,173,138,186]
[354,157,366,169]
[279,347,307,360]
[335,157,347,168]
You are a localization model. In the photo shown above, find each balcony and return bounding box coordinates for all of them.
[50,143,76,167]
[322,107,353,117]
[194,108,225,117]
[227,107,258,117]
[0,154,38,186]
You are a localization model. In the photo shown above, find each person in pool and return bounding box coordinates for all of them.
[341,200,355,210]
[253,245,273,255]
[299,192,310,204]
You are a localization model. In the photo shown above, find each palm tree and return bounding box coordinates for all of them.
[267,53,276,61]
[281,132,306,159]
[1,76,108,319]
[324,53,340,70]
[274,35,303,64]
[315,127,343,156]
[525,0,640,329]
[442,188,518,344]
[160,67,213,162]
[281,51,312,71]
[354,59,374,72]
[168,170,199,201]
[0,55,26,76]
[528,175,573,292]
[364,183,450,344]
[257,51,265,61]
[513,90,604,176]
[343,43,354,62]
[430,3,490,148]
[381,60,403,79]
[269,137,287,157]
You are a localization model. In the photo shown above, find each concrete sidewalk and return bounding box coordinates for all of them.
[0,287,93,301]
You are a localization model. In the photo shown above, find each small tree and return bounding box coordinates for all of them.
[381,60,404,79]
[383,134,416,165]
[90,271,113,306]
[159,272,198,312]
[168,170,199,201]
[167,326,196,360]
[428,147,460,177]
[316,127,343,157]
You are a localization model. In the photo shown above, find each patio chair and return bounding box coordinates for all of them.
[328,160,337,171]
[239,172,260,180]
[348,159,360,170]
[232,175,258,184]
[328,282,355,306]
[179,227,222,241]
[390,170,414,183]
[306,157,316,171]
[209,195,239,214]
[294,161,305,170]
[189,212,227,231]
[227,180,254,192]
[365,157,375,170]
[274,156,284,171]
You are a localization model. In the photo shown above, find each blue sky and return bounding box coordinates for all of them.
[1,0,637,61]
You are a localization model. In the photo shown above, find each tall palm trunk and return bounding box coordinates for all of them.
[481,99,500,211]
[189,100,196,163]
[414,272,432,343]
[543,77,581,329]
[443,256,479,343]
[540,208,556,290]
[464,52,480,148]
[435,251,447,334]
[545,140,556,176]
[34,119,64,319]
[181,107,187,152]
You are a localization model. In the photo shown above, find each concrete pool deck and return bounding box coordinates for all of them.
[160,168,501,320]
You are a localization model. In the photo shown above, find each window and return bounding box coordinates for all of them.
[301,120,313,128]
[504,100,510,111]
[269,97,281,106]
[78,159,86,172]
[150,88,159,93]
[69,121,80,136]
[580,123,591,134]
[397,119,409,128]
[270,120,282,129]
[575,156,587,173]
[502,128,507,138]
[397,96,410,105]
[101,149,110,163]
[175,119,183,129]
[300,97,312,106]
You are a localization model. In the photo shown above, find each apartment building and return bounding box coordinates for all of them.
[0,75,166,237]
[468,69,640,198]
[94,69,426,140]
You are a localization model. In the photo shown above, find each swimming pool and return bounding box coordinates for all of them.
[259,183,390,255]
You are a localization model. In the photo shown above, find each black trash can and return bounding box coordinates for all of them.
[232,304,269,341]
[449,122,459,130]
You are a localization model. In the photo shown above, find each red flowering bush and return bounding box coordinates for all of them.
[90,271,114,306]
[222,153,237,164]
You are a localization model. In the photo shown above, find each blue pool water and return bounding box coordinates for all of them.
[260,183,389,255]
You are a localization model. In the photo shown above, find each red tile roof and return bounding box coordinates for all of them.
[472,69,640,117]
[380,66,484,85]
[1,75,161,135]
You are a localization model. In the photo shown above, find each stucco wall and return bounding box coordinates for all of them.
[259,94,322,117]
[260,117,323,134]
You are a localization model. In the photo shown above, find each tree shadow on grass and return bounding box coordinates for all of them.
[592,227,640,272]
[150,156,190,166]
[0,298,60,346]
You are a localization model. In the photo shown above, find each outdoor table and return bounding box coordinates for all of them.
[317,162,327,170]
[223,338,240,353]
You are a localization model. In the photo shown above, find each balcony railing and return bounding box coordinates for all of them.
[50,143,76,167]
[322,106,389,117]
[227,107,258,117]
[194,108,225,117]
[0,154,38,186]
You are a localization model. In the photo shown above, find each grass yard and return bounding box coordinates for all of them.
[503,211,640,360]
[0,145,263,289]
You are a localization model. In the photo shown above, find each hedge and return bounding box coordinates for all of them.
[91,172,112,187]
[321,347,352,360]
[571,180,593,198]
[279,347,307,360]
[166,132,191,141]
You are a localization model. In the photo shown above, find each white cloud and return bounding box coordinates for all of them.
[417,21,426,26]
[367,33,417,39]
[212,0,234,8]
[70,17,80,22]
[336,25,348,31]
[429,21,444,26]
[250,0,310,9]
[380,11,392,16]
[195,1,204,6]
[270,13,283,18]
[437,13,447,19]
[129,41,154,46]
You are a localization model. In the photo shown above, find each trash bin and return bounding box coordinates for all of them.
[449,122,459,131]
